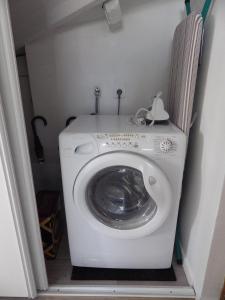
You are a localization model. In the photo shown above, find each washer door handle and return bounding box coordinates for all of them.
[142,167,172,224]
[149,176,157,186]
[75,143,94,154]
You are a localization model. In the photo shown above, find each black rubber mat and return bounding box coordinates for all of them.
[71,266,176,281]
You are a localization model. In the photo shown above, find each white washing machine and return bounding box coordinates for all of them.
[59,115,187,269]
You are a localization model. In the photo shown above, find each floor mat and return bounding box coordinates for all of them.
[71,266,176,281]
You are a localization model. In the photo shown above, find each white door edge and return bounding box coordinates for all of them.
[41,284,195,298]
[0,93,36,297]
[0,0,48,292]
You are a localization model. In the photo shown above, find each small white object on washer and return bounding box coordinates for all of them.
[59,115,187,269]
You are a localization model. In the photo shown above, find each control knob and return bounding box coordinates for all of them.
[160,139,173,152]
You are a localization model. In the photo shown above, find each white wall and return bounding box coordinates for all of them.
[180,0,225,298]
[24,0,184,189]
[42,0,100,28]
[17,56,35,160]
[9,0,47,50]
[190,0,206,12]
[9,0,99,50]
[201,178,225,300]
[17,56,46,192]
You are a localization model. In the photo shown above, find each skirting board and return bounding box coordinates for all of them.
[39,284,195,298]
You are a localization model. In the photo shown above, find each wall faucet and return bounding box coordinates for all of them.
[94,87,101,115]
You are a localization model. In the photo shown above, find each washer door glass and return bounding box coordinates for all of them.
[86,166,157,230]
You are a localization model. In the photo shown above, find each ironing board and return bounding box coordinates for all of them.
[167,12,204,264]
[167,12,203,135]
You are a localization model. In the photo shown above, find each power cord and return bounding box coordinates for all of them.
[117,89,123,115]
[131,91,167,127]
[131,107,155,127]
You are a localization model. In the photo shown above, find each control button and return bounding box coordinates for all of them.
[160,139,173,152]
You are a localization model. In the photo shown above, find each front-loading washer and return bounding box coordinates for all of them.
[59,115,187,269]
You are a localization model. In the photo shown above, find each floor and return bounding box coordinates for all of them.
[46,234,189,287]
[3,238,193,300]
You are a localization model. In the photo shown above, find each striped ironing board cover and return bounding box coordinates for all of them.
[167,12,203,135]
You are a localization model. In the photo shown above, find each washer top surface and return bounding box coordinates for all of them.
[63,115,184,136]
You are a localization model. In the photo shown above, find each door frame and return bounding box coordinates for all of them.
[0,93,36,298]
[1,0,221,299]
[0,0,48,292]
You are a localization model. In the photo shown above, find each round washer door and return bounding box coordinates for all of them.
[73,152,172,239]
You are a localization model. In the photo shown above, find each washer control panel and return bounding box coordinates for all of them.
[95,133,177,154]
[95,133,144,149]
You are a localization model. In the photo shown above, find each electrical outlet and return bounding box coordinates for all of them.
[113,81,126,99]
